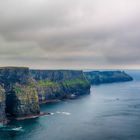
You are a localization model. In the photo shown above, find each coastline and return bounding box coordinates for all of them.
[15,112,50,121]
[39,99,61,104]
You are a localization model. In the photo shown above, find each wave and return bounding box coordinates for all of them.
[0,125,23,132]
[62,112,71,115]
[56,111,71,115]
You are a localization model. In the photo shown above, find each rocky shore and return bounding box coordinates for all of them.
[15,112,50,121]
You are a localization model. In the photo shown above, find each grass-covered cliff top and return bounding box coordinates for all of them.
[62,78,90,87]
[27,80,58,88]
[30,78,90,88]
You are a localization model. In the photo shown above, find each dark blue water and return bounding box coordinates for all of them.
[0,70,140,140]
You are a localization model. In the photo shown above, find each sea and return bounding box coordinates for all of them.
[0,70,140,140]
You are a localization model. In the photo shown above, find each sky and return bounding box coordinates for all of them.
[0,0,140,69]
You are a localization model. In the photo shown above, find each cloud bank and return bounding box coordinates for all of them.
[0,0,140,69]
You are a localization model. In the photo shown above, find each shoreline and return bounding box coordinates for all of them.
[39,99,61,104]
[15,112,50,121]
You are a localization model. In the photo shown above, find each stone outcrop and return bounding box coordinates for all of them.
[84,71,133,85]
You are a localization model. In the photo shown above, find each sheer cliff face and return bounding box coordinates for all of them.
[10,84,40,117]
[0,86,6,122]
[84,71,133,85]
[0,67,30,92]
[30,70,85,82]
[0,67,40,118]
[30,70,90,103]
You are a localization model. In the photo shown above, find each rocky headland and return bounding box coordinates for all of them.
[84,71,133,85]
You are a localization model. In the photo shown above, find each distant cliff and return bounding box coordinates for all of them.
[30,70,90,103]
[84,71,133,85]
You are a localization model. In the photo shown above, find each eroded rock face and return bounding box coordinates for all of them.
[0,85,6,122]
[0,67,40,118]
[30,70,90,103]
[6,84,40,118]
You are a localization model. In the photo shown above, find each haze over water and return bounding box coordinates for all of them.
[0,70,140,140]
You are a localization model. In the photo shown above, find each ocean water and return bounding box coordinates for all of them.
[0,70,140,140]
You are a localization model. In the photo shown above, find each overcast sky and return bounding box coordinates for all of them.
[0,0,140,69]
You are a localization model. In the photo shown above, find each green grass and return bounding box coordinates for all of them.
[36,80,58,87]
[62,78,90,87]
[14,86,23,94]
[31,78,89,89]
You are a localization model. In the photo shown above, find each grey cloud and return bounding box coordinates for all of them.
[0,0,140,69]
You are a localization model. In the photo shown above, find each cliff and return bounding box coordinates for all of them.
[30,70,90,103]
[84,71,133,85]
[0,85,6,123]
[0,67,90,123]
[0,67,40,119]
